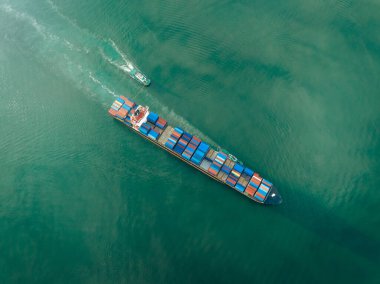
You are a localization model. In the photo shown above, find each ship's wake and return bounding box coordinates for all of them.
[0,0,216,146]
[99,38,142,77]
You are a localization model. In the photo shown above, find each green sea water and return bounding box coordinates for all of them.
[1,0,380,283]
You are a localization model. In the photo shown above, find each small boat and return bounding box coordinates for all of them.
[120,62,151,86]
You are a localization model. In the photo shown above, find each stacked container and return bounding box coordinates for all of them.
[156,117,167,129]
[147,112,159,124]
[208,152,227,176]
[139,122,151,135]
[108,108,118,116]
[173,132,192,155]
[111,98,123,110]
[120,96,135,111]
[235,167,253,192]
[148,129,159,140]
[221,164,232,175]
[165,127,183,149]
[262,179,273,188]
[226,164,244,187]
[245,173,262,197]
[244,168,254,177]
[108,98,130,120]
[116,107,129,120]
[182,136,201,160]
[253,179,272,202]
[190,142,210,165]
[254,184,270,202]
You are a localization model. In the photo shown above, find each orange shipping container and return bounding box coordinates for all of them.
[108,108,117,116]
[245,187,255,197]
[255,192,266,200]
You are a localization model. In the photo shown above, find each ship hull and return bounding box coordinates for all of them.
[109,98,282,205]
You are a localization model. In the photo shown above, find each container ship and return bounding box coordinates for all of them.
[108,96,282,205]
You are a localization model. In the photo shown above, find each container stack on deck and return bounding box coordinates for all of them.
[191,142,210,165]
[235,168,253,192]
[182,136,201,160]
[139,123,151,135]
[165,127,183,149]
[174,132,192,155]
[108,96,281,204]
[208,152,227,176]
[254,179,272,202]
[141,112,167,141]
[225,164,243,187]
[156,117,167,129]
[108,96,136,123]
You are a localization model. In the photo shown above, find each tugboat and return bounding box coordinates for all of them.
[120,62,151,86]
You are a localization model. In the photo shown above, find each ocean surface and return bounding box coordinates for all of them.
[1,0,380,283]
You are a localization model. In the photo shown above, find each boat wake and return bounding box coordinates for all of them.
[1,0,215,145]
[99,38,150,86]
[99,45,133,75]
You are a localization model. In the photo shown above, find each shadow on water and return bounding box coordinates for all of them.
[272,191,380,264]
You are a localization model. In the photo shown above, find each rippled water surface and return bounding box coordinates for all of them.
[1,0,379,283]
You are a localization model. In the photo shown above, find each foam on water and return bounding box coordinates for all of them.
[0,4,47,39]
[88,73,119,99]
[1,1,217,146]
[2,1,380,283]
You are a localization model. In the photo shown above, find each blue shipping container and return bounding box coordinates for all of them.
[174,127,184,135]
[235,184,245,192]
[198,142,209,153]
[244,168,254,177]
[254,195,264,202]
[116,98,125,104]
[147,112,159,124]
[234,164,244,173]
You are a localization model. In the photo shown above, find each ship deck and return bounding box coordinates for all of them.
[109,97,282,205]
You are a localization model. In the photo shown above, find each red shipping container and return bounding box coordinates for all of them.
[251,175,262,185]
[262,180,272,187]
[255,192,266,200]
[245,187,255,197]
[125,100,135,108]
[179,138,187,145]
[108,108,117,116]
[227,177,236,184]
[157,117,167,125]
[192,136,201,143]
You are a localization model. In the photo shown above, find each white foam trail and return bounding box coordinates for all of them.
[2,2,217,145]
[100,42,217,144]
[46,0,90,54]
[103,39,146,75]
[99,48,135,76]
[1,3,85,53]
[46,0,79,31]
[108,39,130,64]
[88,73,119,98]
[0,4,47,39]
